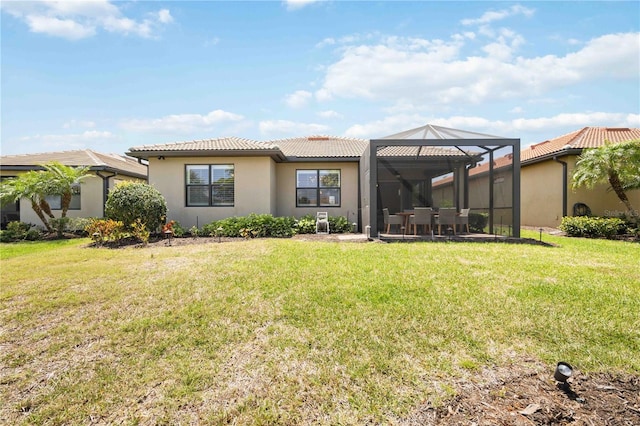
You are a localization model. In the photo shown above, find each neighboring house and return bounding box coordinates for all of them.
[127,125,521,237]
[0,149,148,227]
[438,127,640,228]
[520,127,640,227]
[126,136,367,229]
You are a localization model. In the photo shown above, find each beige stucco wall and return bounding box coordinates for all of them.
[148,156,276,228]
[275,161,360,226]
[1,171,145,228]
[521,156,640,227]
[520,160,564,227]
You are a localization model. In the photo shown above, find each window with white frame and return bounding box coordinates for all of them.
[296,169,341,207]
[186,164,234,206]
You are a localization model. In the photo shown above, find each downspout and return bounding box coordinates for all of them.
[553,156,568,218]
[96,170,117,217]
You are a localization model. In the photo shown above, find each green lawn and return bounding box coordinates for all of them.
[1,232,638,424]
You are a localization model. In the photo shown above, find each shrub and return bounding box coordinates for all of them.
[131,218,150,245]
[560,216,627,239]
[295,214,352,234]
[105,182,167,233]
[67,217,93,234]
[85,218,126,244]
[0,221,36,242]
[328,215,352,233]
[49,217,71,238]
[24,228,42,241]
[295,215,317,234]
[468,213,489,233]
[203,214,297,238]
[171,221,186,237]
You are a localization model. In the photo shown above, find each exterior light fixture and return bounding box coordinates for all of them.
[554,362,573,383]
[164,229,173,246]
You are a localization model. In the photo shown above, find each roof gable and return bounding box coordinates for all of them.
[266,135,368,159]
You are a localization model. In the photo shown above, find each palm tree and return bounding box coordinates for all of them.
[0,162,93,233]
[572,139,640,222]
[42,162,92,218]
[0,171,55,232]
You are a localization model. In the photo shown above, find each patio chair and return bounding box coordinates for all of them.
[316,212,329,234]
[409,207,432,235]
[458,208,470,233]
[383,208,403,234]
[436,207,457,235]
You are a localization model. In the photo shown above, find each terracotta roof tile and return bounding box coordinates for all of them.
[521,127,640,162]
[267,135,368,158]
[128,136,276,153]
[0,149,147,177]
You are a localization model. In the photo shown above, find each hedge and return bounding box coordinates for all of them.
[559,216,627,239]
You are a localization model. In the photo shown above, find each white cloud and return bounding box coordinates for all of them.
[344,112,640,139]
[511,112,640,132]
[157,9,173,24]
[205,37,221,47]
[121,110,245,133]
[284,0,321,11]
[24,15,95,40]
[259,120,330,136]
[20,130,118,150]
[317,110,343,119]
[2,0,172,40]
[315,32,639,106]
[285,90,313,108]
[461,5,535,26]
[63,120,96,129]
[509,106,524,114]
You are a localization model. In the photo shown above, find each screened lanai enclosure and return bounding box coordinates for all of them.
[360,125,520,238]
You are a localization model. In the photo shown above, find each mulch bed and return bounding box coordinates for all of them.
[404,360,640,425]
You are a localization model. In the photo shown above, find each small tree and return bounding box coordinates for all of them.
[105,182,167,233]
[42,162,92,218]
[572,139,640,223]
[1,170,54,232]
[0,163,92,235]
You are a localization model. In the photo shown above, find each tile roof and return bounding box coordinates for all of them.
[0,149,147,177]
[521,127,640,162]
[266,135,368,158]
[128,136,277,153]
[460,126,640,177]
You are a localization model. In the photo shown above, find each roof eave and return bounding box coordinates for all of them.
[0,164,148,179]
[284,156,362,162]
[126,149,286,162]
[522,148,583,166]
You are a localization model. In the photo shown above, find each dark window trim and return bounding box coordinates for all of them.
[296,169,341,208]
[185,164,235,207]
[45,184,81,210]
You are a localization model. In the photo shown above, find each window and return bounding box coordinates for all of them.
[186,164,234,206]
[296,169,340,207]
[45,184,81,210]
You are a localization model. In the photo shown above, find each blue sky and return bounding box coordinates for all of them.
[1,1,639,156]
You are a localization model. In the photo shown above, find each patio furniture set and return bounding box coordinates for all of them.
[383,207,470,235]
